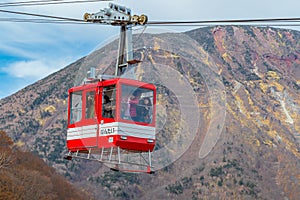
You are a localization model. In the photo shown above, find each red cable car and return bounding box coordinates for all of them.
[65,77,156,173]
[65,3,155,173]
[66,77,156,152]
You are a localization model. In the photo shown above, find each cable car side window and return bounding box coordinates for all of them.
[102,85,116,119]
[85,91,95,119]
[121,84,153,123]
[70,91,82,124]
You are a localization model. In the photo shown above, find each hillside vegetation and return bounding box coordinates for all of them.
[0,130,90,200]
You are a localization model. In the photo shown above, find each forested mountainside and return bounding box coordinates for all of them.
[0,131,90,200]
[0,26,299,199]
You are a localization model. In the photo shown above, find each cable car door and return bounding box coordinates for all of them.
[67,88,98,149]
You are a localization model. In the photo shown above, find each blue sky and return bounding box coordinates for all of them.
[1,0,300,99]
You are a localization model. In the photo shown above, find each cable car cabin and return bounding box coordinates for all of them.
[66,78,156,154]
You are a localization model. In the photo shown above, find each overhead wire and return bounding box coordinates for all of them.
[0,8,84,22]
[0,17,86,24]
[0,0,110,7]
[1,6,300,26]
[147,18,300,25]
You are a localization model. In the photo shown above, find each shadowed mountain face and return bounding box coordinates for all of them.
[0,131,90,200]
[0,26,299,199]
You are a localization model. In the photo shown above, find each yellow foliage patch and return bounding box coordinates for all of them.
[259,80,284,93]
[283,139,300,158]
[19,109,26,114]
[267,71,280,80]
[37,118,47,126]
[15,140,25,147]
[153,37,163,51]
[259,81,268,93]
[171,54,180,59]
[44,105,56,114]
[262,140,273,146]
[222,52,231,62]
[267,130,277,139]
[254,139,260,147]
[271,81,284,92]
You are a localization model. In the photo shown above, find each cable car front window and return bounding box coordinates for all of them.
[86,91,95,119]
[102,85,116,119]
[70,91,82,124]
[121,84,153,123]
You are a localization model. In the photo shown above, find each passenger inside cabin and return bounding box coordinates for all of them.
[121,95,130,119]
[103,95,113,118]
[120,85,154,123]
[138,97,152,123]
[128,90,141,122]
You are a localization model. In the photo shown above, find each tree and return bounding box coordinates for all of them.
[0,151,13,169]
[0,130,13,147]
[0,131,13,169]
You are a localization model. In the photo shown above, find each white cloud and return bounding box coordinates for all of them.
[3,60,57,79]
[2,57,73,79]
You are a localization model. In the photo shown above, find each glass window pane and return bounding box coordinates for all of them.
[102,85,116,119]
[70,91,82,124]
[121,84,153,123]
[86,91,95,119]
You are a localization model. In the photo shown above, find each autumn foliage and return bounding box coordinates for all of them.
[0,130,89,200]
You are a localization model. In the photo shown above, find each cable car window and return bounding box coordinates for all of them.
[102,85,116,119]
[70,91,82,124]
[85,91,95,119]
[121,84,153,123]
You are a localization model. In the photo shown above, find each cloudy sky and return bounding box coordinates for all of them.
[1,0,300,99]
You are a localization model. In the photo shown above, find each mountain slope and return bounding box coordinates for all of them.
[0,131,90,200]
[0,25,299,199]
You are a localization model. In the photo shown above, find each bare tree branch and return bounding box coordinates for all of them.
[0,151,13,169]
